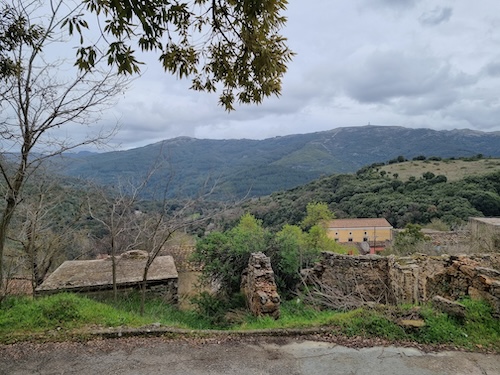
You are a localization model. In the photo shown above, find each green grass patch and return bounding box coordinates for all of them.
[324,308,406,340]
[379,158,500,182]
[0,293,150,339]
[416,299,500,350]
[234,299,338,330]
[1,294,499,351]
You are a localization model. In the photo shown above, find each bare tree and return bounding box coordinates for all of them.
[137,191,212,315]
[87,179,152,301]
[11,172,85,293]
[0,0,125,300]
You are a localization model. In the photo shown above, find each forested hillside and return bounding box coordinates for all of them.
[58,126,500,199]
[230,161,500,231]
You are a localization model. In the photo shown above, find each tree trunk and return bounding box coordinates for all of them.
[0,145,30,301]
[111,237,117,301]
[0,197,18,300]
[140,263,151,316]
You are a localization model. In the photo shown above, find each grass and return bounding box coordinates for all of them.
[1,294,499,351]
[0,293,150,335]
[379,158,500,182]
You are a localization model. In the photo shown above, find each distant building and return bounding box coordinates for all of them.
[326,218,393,254]
[469,217,500,251]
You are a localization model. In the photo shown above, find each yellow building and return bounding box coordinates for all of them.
[326,218,393,253]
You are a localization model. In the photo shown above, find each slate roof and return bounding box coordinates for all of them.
[36,253,177,294]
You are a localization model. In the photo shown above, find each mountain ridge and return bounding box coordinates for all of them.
[58,126,500,199]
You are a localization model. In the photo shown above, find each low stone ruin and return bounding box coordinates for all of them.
[36,250,178,303]
[241,252,280,319]
[302,252,500,317]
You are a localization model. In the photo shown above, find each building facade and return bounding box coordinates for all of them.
[326,218,393,254]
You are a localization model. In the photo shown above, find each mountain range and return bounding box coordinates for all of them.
[58,126,500,199]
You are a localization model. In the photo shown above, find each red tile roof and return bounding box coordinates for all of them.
[327,218,392,228]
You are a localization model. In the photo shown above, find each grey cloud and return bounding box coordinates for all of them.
[362,0,420,10]
[88,1,500,150]
[419,7,453,26]
[445,100,500,131]
[342,50,475,111]
[395,91,458,115]
[483,62,500,77]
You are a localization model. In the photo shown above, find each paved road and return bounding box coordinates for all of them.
[0,336,499,375]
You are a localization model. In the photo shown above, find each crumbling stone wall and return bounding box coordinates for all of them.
[304,252,500,316]
[241,252,280,319]
[73,279,178,304]
[423,230,470,249]
[304,253,395,306]
[389,255,449,304]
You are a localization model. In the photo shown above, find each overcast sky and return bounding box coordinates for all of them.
[98,0,500,150]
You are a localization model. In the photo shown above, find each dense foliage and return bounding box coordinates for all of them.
[193,208,348,298]
[234,169,500,230]
[68,0,293,110]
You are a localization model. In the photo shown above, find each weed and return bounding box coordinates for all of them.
[1,294,499,351]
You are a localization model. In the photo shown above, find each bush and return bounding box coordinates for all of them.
[192,214,270,297]
[190,292,229,327]
[190,292,246,327]
[40,294,81,324]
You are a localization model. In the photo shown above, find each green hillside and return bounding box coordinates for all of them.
[379,158,500,182]
[58,126,500,199]
[229,160,500,230]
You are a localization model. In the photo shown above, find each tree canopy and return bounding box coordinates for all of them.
[67,0,294,110]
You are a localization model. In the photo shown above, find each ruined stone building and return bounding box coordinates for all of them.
[36,250,178,303]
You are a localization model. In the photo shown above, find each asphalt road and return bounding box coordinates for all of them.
[0,336,499,375]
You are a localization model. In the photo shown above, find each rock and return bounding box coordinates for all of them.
[398,319,426,329]
[432,296,467,320]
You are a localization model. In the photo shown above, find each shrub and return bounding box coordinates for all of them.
[40,294,81,324]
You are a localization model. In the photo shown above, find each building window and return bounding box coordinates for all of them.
[364,231,367,235]
[348,238,353,242]
[363,237,368,242]
[334,238,339,242]
[349,232,352,235]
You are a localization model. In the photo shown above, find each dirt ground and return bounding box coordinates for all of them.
[0,335,499,375]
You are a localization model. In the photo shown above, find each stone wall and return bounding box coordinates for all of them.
[303,253,395,306]
[70,279,178,304]
[303,252,500,316]
[241,252,280,319]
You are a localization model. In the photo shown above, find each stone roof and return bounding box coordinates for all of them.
[36,252,177,294]
[326,218,393,229]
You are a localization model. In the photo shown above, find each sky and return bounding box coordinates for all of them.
[87,0,500,150]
